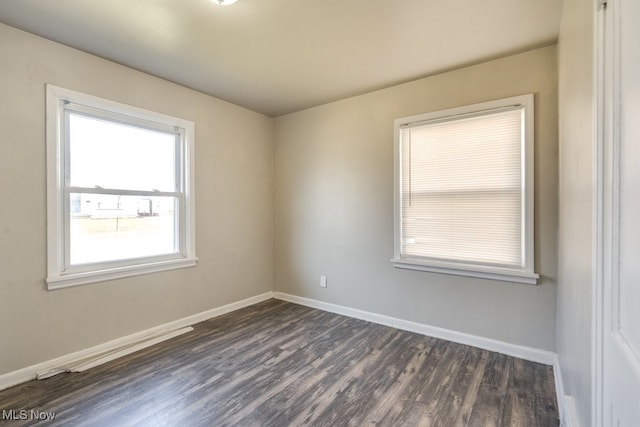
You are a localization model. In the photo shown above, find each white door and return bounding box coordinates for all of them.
[601,0,640,424]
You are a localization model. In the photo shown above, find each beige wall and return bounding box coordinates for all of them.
[0,23,274,375]
[557,0,596,424]
[274,46,558,351]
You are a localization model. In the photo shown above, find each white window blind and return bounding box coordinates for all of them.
[392,95,538,284]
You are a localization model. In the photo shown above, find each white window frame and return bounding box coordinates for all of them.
[45,85,197,289]
[391,94,538,285]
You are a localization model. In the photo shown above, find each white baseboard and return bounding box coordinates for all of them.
[273,291,556,365]
[563,396,580,427]
[36,326,195,380]
[0,291,274,391]
[553,356,580,427]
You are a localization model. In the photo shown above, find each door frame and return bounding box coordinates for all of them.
[593,0,606,425]
[593,0,624,424]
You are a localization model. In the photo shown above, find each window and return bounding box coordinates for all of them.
[391,94,538,284]
[46,85,196,289]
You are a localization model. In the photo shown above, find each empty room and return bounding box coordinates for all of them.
[0,0,638,426]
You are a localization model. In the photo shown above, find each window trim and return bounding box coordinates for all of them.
[45,84,197,290]
[391,94,538,285]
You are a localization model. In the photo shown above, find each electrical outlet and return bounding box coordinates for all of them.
[320,275,327,288]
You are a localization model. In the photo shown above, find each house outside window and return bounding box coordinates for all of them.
[46,85,197,289]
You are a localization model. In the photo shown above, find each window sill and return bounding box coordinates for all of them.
[46,257,198,290]
[390,258,539,285]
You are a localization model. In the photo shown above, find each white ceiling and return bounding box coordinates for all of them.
[0,0,562,117]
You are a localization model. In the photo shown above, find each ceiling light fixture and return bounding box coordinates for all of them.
[213,0,238,5]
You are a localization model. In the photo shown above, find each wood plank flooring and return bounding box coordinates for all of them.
[0,299,559,426]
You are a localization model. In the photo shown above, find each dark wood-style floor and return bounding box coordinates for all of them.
[0,299,558,426]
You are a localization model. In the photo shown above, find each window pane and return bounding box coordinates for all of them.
[69,113,177,192]
[69,193,177,265]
